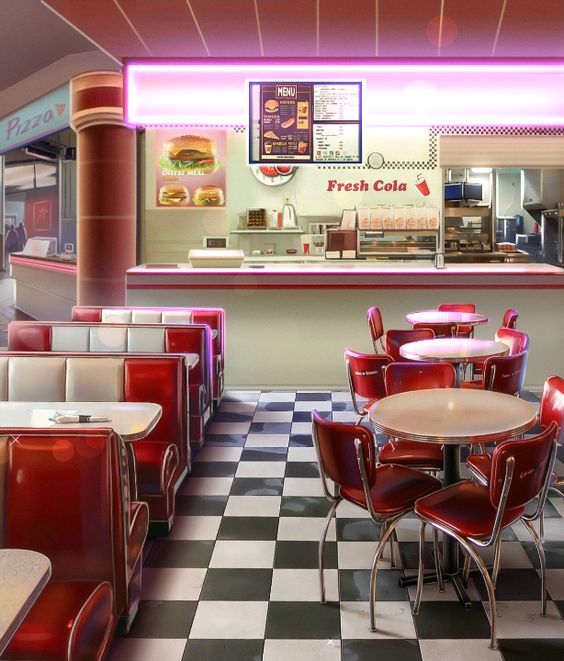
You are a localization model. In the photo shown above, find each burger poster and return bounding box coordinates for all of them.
[155,130,226,208]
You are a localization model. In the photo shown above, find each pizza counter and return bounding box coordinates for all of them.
[9,253,77,321]
[127,261,564,391]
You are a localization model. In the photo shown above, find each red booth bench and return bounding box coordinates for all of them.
[71,306,225,405]
[7,320,212,447]
[0,428,148,659]
[0,352,185,535]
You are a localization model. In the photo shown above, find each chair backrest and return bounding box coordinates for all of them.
[483,350,528,396]
[412,322,456,338]
[495,327,529,355]
[345,349,391,403]
[367,307,384,349]
[1,428,132,617]
[490,422,558,511]
[437,303,476,313]
[539,375,564,446]
[385,328,434,361]
[311,410,375,494]
[501,308,518,329]
[384,361,456,395]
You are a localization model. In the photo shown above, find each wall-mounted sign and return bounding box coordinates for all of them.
[154,129,226,208]
[0,84,70,155]
[249,82,362,165]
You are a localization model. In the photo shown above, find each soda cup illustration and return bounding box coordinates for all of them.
[415,174,430,196]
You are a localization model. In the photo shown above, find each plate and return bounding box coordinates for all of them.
[251,165,298,187]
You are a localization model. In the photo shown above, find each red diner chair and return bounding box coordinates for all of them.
[413,422,558,650]
[502,308,519,329]
[462,351,528,396]
[367,306,386,352]
[437,303,476,337]
[311,411,442,632]
[467,375,564,542]
[345,348,392,423]
[467,326,528,384]
[412,321,457,338]
[379,362,456,472]
[385,328,434,362]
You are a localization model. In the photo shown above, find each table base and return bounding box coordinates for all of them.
[399,571,473,609]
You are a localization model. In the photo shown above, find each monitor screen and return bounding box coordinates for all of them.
[249,81,362,165]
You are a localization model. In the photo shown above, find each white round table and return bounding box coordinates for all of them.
[400,337,509,386]
[368,388,537,604]
[406,309,488,331]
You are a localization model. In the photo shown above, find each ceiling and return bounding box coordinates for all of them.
[42,0,564,60]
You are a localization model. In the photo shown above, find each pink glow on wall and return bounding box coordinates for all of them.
[125,59,564,127]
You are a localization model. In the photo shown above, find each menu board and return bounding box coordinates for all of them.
[154,129,226,208]
[249,82,362,164]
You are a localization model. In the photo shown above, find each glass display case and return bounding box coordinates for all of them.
[357,229,439,260]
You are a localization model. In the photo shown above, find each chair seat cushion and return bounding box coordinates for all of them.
[415,480,524,538]
[460,380,483,389]
[3,580,113,660]
[133,441,179,495]
[466,453,492,484]
[341,464,441,517]
[379,440,443,469]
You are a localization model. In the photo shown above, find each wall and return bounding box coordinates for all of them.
[142,126,443,263]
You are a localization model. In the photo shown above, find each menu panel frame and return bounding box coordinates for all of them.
[248,81,362,165]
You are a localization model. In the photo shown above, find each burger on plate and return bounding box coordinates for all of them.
[161,135,217,173]
[264,99,279,113]
[159,184,189,206]
[193,185,225,207]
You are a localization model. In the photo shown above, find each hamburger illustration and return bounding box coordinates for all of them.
[264,99,279,113]
[159,184,189,206]
[192,185,225,207]
[161,135,217,173]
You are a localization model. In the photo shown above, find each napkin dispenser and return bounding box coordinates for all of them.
[325,229,357,259]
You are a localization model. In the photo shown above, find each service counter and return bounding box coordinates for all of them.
[9,253,77,321]
[127,261,564,391]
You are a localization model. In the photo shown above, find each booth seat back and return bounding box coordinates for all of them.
[72,305,225,400]
[0,353,188,481]
[7,321,210,444]
[0,427,146,622]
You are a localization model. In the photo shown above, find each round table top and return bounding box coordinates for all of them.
[368,388,537,445]
[406,310,488,326]
[400,337,509,364]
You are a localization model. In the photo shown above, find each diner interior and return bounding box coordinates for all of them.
[1,2,564,661]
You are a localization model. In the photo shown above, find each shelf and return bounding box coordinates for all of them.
[445,207,491,218]
[359,229,439,235]
[231,229,304,234]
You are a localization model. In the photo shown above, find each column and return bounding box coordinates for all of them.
[70,71,136,305]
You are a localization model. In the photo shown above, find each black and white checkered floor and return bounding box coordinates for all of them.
[110,390,564,661]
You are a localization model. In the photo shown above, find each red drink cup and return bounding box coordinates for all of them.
[415,174,430,196]
[303,242,310,255]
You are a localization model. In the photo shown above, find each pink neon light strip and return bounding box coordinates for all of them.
[124,58,564,127]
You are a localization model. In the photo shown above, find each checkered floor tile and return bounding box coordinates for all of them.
[109,390,564,661]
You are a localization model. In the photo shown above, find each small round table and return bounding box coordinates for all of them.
[406,310,488,333]
[368,388,537,606]
[400,337,509,386]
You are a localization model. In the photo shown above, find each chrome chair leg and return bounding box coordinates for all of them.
[539,510,545,544]
[432,527,445,592]
[523,518,548,616]
[369,517,401,632]
[388,526,399,568]
[413,521,426,614]
[492,537,502,588]
[318,499,339,603]
[462,551,472,586]
[458,535,499,650]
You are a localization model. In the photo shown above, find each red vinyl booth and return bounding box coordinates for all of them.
[7,321,211,447]
[71,305,225,405]
[0,352,184,535]
[0,428,149,658]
